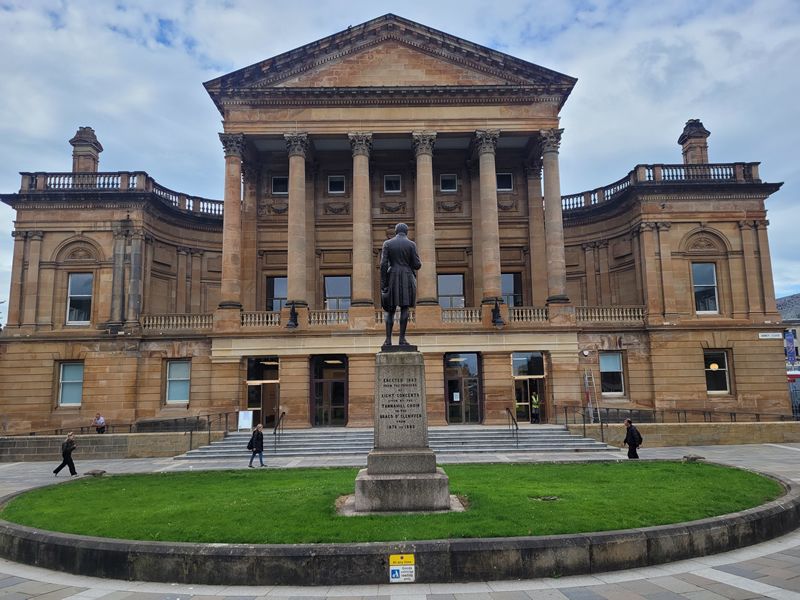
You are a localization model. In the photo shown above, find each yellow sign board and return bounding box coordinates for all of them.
[389,554,415,566]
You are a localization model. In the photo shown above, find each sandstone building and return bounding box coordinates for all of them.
[0,15,790,433]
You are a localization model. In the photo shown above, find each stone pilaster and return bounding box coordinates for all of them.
[412,131,437,304]
[738,220,763,317]
[241,161,259,311]
[6,231,26,327]
[176,246,189,313]
[476,129,502,303]
[468,165,483,304]
[582,242,597,306]
[109,228,127,324]
[285,133,309,307]
[541,128,569,303]
[597,240,611,305]
[218,132,245,309]
[526,160,547,306]
[755,220,778,315]
[349,132,374,306]
[190,249,203,313]
[20,231,43,327]
[656,222,675,318]
[125,230,144,324]
[638,222,662,321]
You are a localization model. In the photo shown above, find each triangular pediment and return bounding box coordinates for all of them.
[204,14,576,111]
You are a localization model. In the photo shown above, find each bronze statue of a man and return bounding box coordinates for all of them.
[380,223,421,348]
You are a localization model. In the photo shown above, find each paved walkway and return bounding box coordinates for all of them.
[2,443,800,599]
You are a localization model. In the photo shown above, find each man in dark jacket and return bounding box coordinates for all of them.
[380,223,422,348]
[623,418,642,459]
[248,424,265,468]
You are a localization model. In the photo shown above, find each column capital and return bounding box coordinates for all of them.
[284,133,309,158]
[475,129,500,155]
[639,222,656,232]
[241,160,260,182]
[524,158,543,180]
[347,132,372,157]
[596,239,609,249]
[755,219,769,229]
[412,131,436,157]
[656,221,672,231]
[540,128,564,153]
[11,230,27,240]
[26,230,44,241]
[219,133,245,158]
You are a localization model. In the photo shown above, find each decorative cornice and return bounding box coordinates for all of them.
[475,130,499,155]
[348,132,372,158]
[219,133,245,158]
[412,132,436,157]
[540,128,563,153]
[284,133,309,158]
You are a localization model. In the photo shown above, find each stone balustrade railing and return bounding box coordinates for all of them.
[441,307,482,324]
[576,306,646,323]
[509,306,549,323]
[373,309,416,324]
[19,171,223,218]
[309,309,349,326]
[241,311,280,327]
[141,313,213,330]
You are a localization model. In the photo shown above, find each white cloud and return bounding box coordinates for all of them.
[1,0,799,325]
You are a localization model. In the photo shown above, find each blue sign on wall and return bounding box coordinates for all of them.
[787,331,796,365]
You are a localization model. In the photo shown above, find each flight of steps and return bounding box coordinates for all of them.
[176,425,613,460]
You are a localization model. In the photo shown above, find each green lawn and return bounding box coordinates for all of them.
[0,462,781,544]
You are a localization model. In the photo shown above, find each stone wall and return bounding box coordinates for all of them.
[0,432,224,463]
[571,422,800,447]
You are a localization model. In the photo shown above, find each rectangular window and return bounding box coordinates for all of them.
[66,273,93,324]
[438,274,465,308]
[324,276,351,310]
[511,352,544,377]
[440,174,458,192]
[271,176,288,195]
[501,272,523,307]
[166,360,191,404]
[328,175,346,194]
[704,350,730,394]
[692,262,718,313]
[266,276,287,311]
[496,172,513,191]
[599,351,625,395]
[383,174,402,193]
[59,362,84,406]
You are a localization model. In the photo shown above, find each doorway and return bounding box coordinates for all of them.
[511,352,547,424]
[311,355,348,427]
[444,353,482,424]
[245,357,280,428]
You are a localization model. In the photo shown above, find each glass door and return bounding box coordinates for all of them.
[444,353,482,424]
[245,356,280,428]
[311,355,348,426]
[514,378,545,423]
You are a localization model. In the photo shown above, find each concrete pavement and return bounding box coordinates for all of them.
[2,443,800,598]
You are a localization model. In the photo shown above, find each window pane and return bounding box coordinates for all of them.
[328,176,345,193]
[601,372,623,393]
[325,276,350,297]
[440,174,457,192]
[60,382,83,405]
[512,352,544,377]
[61,363,84,382]
[599,352,622,372]
[496,173,513,191]
[68,273,93,295]
[60,363,83,405]
[384,175,401,192]
[695,286,718,312]
[437,274,463,295]
[272,176,288,194]
[705,370,729,392]
[167,380,190,402]
[168,360,190,380]
[68,298,91,322]
[501,273,522,306]
[692,263,716,286]
[266,276,287,311]
[704,352,727,371]
[445,353,479,377]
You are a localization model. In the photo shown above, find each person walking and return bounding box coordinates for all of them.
[247,424,265,468]
[623,418,642,459]
[53,432,78,476]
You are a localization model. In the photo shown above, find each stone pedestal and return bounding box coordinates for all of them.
[354,351,450,512]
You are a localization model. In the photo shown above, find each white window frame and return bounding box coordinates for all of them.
[439,173,458,193]
[166,360,191,404]
[692,262,719,314]
[271,176,288,195]
[599,351,625,396]
[66,272,93,325]
[58,362,84,406]
[327,175,346,195]
[704,350,730,395]
[496,172,514,192]
[383,174,402,194]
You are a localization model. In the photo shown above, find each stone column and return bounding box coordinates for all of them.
[109,228,127,324]
[541,129,569,303]
[349,132,374,306]
[756,220,778,315]
[218,132,245,309]
[125,230,144,324]
[739,220,762,317]
[412,132,438,304]
[656,222,675,318]
[638,223,662,319]
[190,250,203,313]
[241,161,259,311]
[21,231,43,326]
[582,242,597,305]
[597,240,611,305]
[526,160,547,306]
[476,130,502,303]
[176,247,189,313]
[6,231,26,327]
[285,133,309,307]
[469,165,483,303]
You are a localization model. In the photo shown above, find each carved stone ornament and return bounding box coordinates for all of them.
[11,230,27,240]
[28,231,44,241]
[688,235,718,251]
[380,201,406,214]
[348,132,372,157]
[639,222,656,232]
[437,200,463,213]
[525,159,543,179]
[412,132,436,157]
[475,129,500,155]
[656,221,672,231]
[497,198,516,211]
[67,247,93,261]
[241,161,260,182]
[540,128,564,153]
[284,133,309,158]
[738,220,756,230]
[324,202,350,215]
[219,133,245,158]
[270,203,289,215]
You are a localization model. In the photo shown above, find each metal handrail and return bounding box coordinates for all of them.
[552,405,798,427]
[273,411,286,452]
[504,407,519,448]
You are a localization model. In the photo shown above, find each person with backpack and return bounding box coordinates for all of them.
[247,423,265,468]
[623,418,642,459]
[53,432,78,476]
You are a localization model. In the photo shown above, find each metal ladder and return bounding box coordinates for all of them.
[583,369,602,425]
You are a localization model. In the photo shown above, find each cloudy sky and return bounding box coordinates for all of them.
[1,0,798,324]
